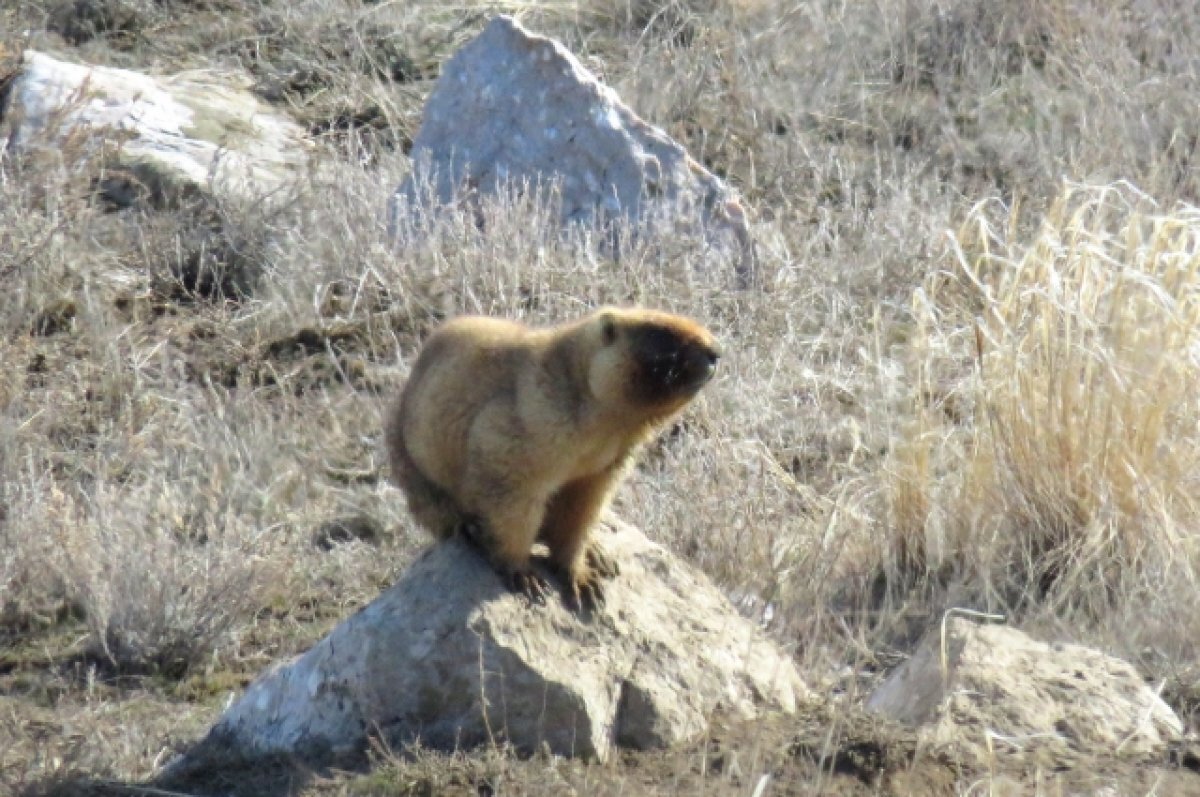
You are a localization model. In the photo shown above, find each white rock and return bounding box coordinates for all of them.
[2,50,312,203]
[867,617,1183,764]
[392,16,755,277]
[166,519,805,771]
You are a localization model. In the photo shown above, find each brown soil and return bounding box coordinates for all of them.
[15,700,1199,796]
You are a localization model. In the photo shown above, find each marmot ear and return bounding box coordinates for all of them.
[599,311,618,344]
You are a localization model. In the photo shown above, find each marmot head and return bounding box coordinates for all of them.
[584,307,720,415]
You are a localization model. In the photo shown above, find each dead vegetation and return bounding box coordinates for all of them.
[3,0,1200,794]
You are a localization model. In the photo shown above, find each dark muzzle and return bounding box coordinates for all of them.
[646,342,719,395]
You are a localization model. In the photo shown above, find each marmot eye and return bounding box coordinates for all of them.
[601,318,617,344]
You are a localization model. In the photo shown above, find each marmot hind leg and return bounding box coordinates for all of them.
[459,495,553,603]
[396,446,551,602]
[388,430,464,540]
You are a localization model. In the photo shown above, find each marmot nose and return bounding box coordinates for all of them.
[689,345,719,385]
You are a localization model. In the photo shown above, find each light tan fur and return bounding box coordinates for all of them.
[385,307,719,609]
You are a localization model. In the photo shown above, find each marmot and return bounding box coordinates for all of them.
[386,307,720,610]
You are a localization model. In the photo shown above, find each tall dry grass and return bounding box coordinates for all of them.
[879,183,1200,659]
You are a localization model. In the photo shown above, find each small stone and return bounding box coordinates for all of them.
[3,50,312,206]
[867,617,1183,766]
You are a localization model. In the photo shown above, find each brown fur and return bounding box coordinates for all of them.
[385,307,720,609]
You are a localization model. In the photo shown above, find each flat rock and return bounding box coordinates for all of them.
[867,617,1183,766]
[166,518,806,771]
[392,15,755,277]
[1,49,312,205]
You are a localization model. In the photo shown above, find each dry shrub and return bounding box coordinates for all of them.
[888,182,1200,620]
[0,157,319,673]
[47,0,154,48]
[0,450,73,630]
[55,490,268,676]
[1,368,283,674]
[583,0,747,47]
[846,0,1200,202]
[891,0,1075,87]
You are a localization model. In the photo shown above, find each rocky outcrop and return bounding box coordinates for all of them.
[165,518,805,772]
[1,49,312,205]
[867,617,1183,766]
[391,16,755,278]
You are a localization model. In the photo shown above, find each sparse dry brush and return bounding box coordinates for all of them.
[3,0,1200,792]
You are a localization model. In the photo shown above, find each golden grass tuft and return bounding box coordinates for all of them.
[889,182,1200,616]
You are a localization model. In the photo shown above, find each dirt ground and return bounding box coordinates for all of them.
[18,716,1200,797]
[7,647,1199,797]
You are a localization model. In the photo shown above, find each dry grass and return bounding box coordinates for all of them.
[883,184,1200,624]
[3,0,1200,793]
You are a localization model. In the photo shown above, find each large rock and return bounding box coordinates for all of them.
[392,16,755,278]
[1,49,311,205]
[867,617,1183,766]
[166,519,805,772]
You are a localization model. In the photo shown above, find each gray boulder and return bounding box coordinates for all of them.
[1,50,312,205]
[867,616,1183,765]
[166,518,806,771]
[392,15,755,277]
